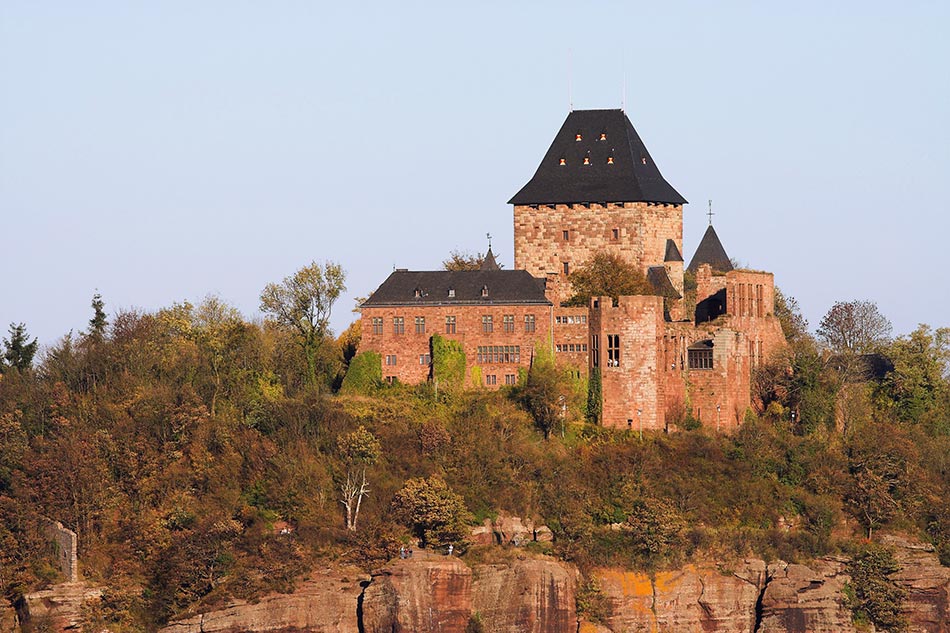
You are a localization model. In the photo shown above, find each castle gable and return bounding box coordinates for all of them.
[508,109,687,206]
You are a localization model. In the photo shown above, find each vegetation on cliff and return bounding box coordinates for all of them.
[0,280,948,631]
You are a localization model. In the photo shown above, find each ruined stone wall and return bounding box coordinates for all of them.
[45,520,78,583]
[590,295,665,430]
[723,269,787,365]
[513,202,683,294]
[359,304,553,388]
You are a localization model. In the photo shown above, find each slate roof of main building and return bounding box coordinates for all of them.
[509,109,687,206]
[362,269,551,307]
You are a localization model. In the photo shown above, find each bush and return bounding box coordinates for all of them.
[432,334,466,391]
[340,351,382,394]
[846,544,907,632]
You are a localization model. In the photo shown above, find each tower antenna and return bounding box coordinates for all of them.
[707,200,715,226]
[621,50,626,112]
[568,48,573,112]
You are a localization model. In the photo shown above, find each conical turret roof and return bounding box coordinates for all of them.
[687,225,733,274]
[509,109,687,206]
[480,247,500,271]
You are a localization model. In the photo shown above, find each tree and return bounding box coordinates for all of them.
[877,325,950,424]
[846,544,907,632]
[774,287,810,347]
[260,261,346,387]
[88,293,108,341]
[442,250,485,271]
[518,359,569,439]
[2,323,38,373]
[391,475,470,546]
[817,300,892,354]
[338,426,380,531]
[566,252,653,307]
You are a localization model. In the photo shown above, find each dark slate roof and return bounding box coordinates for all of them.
[362,270,551,307]
[687,225,734,274]
[509,109,687,206]
[480,247,500,271]
[664,239,683,262]
[647,266,682,299]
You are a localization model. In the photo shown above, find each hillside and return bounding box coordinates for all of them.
[1,296,949,632]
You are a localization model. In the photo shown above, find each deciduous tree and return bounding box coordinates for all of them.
[391,475,470,546]
[260,261,346,387]
[338,426,380,531]
[817,300,892,354]
[566,252,653,307]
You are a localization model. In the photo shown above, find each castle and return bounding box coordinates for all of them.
[358,109,786,431]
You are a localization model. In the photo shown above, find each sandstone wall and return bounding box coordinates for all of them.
[360,304,553,388]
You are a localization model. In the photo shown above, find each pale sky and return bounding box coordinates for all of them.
[2,2,948,347]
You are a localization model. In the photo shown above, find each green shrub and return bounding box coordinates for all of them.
[340,351,382,394]
[586,367,602,424]
[846,544,907,632]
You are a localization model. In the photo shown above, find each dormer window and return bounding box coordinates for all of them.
[607,155,614,165]
[575,132,582,141]
[599,132,607,141]
[481,286,489,298]
[559,157,566,166]
[414,288,422,298]
[448,288,455,298]
[641,156,647,165]
[583,153,591,166]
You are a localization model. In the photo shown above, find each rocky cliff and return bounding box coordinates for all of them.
[15,536,950,633]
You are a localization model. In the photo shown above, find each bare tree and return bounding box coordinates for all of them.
[338,426,380,531]
[817,300,892,354]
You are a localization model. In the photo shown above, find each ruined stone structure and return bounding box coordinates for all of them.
[357,108,786,431]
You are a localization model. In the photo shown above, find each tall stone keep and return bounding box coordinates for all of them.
[509,109,687,299]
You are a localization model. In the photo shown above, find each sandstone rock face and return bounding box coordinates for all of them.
[884,535,950,633]
[0,604,20,633]
[16,582,102,632]
[472,558,578,632]
[758,559,856,633]
[469,513,553,547]
[159,568,365,633]
[361,557,472,633]
[593,560,766,633]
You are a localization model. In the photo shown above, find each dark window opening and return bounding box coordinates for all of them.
[607,334,620,367]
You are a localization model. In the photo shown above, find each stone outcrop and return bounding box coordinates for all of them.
[469,513,553,547]
[758,559,856,633]
[472,558,578,632]
[361,557,473,633]
[21,535,947,633]
[16,582,102,632]
[884,535,950,632]
[159,568,366,633]
[592,560,766,633]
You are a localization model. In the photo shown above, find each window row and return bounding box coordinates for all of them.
[484,374,517,386]
[372,314,537,335]
[555,315,587,325]
[476,345,521,364]
[556,343,588,353]
[383,354,432,366]
[558,229,622,241]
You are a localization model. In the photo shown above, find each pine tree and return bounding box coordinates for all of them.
[88,293,108,340]
[2,323,39,372]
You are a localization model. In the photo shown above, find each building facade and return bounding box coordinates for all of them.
[356,108,786,432]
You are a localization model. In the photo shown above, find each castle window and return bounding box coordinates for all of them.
[612,228,619,240]
[563,261,570,275]
[393,317,404,334]
[385,354,397,366]
[607,334,621,367]
[559,157,566,166]
[448,288,455,298]
[481,286,489,297]
[575,132,582,141]
[414,288,422,298]
[503,314,515,332]
[476,345,520,363]
[445,315,456,334]
[607,155,614,165]
[372,317,383,335]
[591,334,599,367]
[505,374,517,385]
[482,315,493,333]
[562,229,570,241]
[419,353,431,365]
[525,314,536,332]
[486,374,497,386]
[414,316,425,334]
[688,341,714,370]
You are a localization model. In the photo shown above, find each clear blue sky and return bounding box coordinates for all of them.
[2,2,948,347]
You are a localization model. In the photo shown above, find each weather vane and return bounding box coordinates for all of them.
[707,200,714,226]
[487,232,492,249]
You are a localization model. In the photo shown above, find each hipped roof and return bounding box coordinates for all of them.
[362,270,551,307]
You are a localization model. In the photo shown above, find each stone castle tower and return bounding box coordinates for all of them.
[508,109,687,300]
